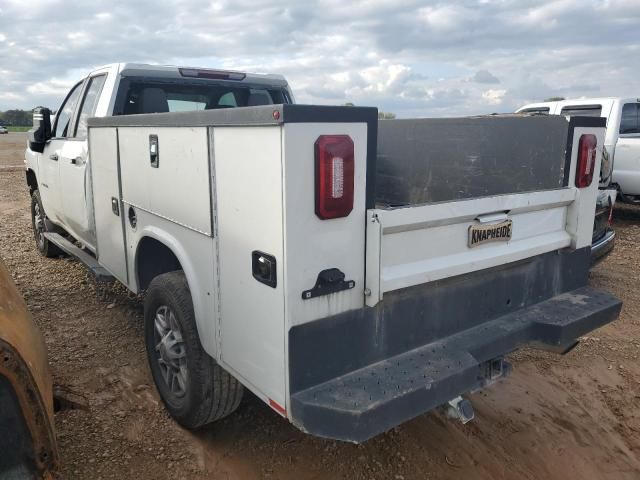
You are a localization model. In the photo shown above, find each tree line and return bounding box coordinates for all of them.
[0,109,34,126]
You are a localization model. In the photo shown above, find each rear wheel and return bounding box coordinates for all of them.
[30,190,63,258]
[144,271,243,429]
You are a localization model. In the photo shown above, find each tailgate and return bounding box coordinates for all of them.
[365,116,605,306]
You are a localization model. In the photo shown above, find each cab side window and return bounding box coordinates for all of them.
[74,75,107,138]
[620,103,640,134]
[53,83,82,138]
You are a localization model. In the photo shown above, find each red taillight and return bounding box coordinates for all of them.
[178,67,246,80]
[315,135,354,219]
[576,134,597,188]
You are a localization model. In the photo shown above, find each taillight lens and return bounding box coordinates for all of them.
[315,135,354,219]
[576,134,597,188]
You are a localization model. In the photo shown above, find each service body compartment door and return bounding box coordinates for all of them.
[214,126,286,407]
[118,127,213,236]
[89,127,129,283]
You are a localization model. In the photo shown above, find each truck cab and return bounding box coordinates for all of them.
[25,63,294,254]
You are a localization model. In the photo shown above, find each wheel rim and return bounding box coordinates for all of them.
[33,201,45,249]
[153,306,188,398]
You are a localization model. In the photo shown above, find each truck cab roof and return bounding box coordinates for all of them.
[89,63,289,88]
[517,97,639,115]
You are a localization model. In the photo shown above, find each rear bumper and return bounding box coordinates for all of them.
[290,286,620,443]
[591,228,615,265]
[288,248,621,442]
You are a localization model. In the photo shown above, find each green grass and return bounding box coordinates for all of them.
[6,126,30,132]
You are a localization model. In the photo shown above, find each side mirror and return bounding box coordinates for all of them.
[28,107,52,153]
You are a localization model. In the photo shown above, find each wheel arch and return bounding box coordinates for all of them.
[26,169,38,194]
[132,228,216,358]
[135,236,182,291]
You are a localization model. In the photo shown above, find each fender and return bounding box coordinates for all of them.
[132,226,217,359]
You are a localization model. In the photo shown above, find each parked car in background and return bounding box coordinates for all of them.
[0,257,58,478]
[0,126,8,134]
[516,99,623,263]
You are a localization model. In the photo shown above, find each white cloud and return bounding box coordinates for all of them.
[0,91,23,102]
[472,70,500,84]
[0,0,638,117]
[482,89,507,105]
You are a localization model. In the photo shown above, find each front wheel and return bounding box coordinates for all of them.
[144,271,243,429]
[31,190,63,258]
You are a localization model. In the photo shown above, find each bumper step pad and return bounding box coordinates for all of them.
[290,286,621,442]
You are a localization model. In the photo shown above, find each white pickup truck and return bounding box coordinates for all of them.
[517,98,640,201]
[25,63,621,443]
[517,98,632,263]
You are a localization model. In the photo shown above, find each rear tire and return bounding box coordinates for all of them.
[31,190,63,258]
[144,270,243,429]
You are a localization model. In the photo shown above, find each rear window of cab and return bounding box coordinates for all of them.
[560,105,602,117]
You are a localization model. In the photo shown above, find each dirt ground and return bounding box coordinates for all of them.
[0,132,27,168]
[1,132,640,479]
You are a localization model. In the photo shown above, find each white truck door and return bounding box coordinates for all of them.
[88,127,128,284]
[57,74,108,249]
[39,82,83,224]
[613,102,640,196]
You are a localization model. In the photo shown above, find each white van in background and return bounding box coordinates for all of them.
[516,98,640,201]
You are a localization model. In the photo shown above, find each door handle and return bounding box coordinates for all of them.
[149,135,159,168]
[49,153,58,161]
[111,197,120,216]
[71,157,84,166]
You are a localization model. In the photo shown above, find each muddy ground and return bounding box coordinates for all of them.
[1,132,640,479]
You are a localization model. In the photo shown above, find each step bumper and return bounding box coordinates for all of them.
[289,286,621,443]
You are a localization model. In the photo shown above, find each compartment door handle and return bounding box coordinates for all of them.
[149,135,159,168]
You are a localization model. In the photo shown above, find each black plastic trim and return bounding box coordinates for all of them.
[252,251,277,288]
[289,285,620,442]
[302,268,355,300]
[289,247,592,394]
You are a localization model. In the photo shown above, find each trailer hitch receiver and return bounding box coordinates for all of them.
[446,396,474,424]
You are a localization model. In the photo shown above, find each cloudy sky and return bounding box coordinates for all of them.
[0,0,638,117]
